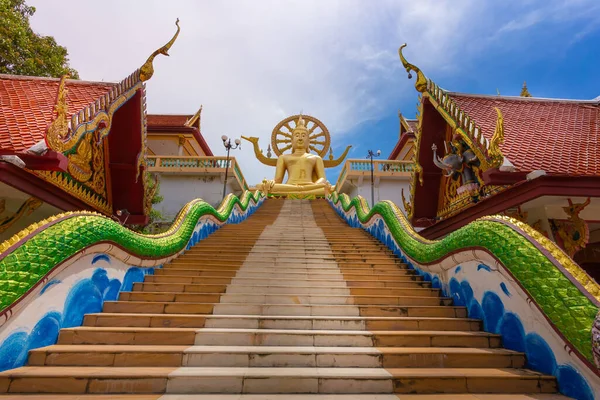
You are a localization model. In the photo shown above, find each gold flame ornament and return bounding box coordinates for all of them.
[140,19,181,82]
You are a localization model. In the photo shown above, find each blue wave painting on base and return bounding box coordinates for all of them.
[0,264,152,372]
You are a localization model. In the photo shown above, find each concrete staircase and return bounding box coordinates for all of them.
[0,199,569,399]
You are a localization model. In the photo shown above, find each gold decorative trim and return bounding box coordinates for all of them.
[401,188,412,217]
[185,105,203,128]
[488,107,505,168]
[398,44,427,93]
[46,71,142,155]
[424,88,492,171]
[67,133,93,183]
[241,136,277,167]
[45,75,70,153]
[140,19,180,82]
[484,214,600,299]
[31,170,112,215]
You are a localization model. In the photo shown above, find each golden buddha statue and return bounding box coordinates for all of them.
[242,114,351,198]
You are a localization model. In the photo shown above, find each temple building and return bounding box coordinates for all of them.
[0,20,182,241]
[397,46,600,279]
[0,73,153,241]
[146,108,249,219]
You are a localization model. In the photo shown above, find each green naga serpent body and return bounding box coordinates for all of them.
[329,192,599,364]
[0,191,264,312]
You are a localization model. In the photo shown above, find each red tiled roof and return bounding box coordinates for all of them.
[147,114,214,156]
[146,114,191,127]
[449,94,600,176]
[0,75,115,152]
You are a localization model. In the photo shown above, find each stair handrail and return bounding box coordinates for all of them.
[328,191,600,371]
[0,190,265,314]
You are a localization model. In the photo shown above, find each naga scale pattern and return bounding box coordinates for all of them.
[0,191,264,312]
[329,192,599,364]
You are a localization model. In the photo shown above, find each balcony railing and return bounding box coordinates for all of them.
[146,156,248,191]
[335,159,413,190]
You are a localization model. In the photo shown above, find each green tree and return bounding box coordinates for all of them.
[0,0,79,78]
[131,173,168,234]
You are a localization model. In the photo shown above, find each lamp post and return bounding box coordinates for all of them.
[221,135,241,201]
[367,149,381,207]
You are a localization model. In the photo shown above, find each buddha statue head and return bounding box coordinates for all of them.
[291,116,310,152]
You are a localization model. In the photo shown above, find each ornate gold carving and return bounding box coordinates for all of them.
[414,99,424,186]
[45,75,70,153]
[67,133,93,182]
[323,147,352,168]
[185,105,202,128]
[425,92,491,172]
[401,99,425,221]
[554,198,591,257]
[520,81,532,97]
[241,136,277,167]
[0,197,43,234]
[401,188,412,217]
[32,170,111,214]
[140,19,180,82]
[398,44,427,93]
[488,107,505,168]
[91,132,107,196]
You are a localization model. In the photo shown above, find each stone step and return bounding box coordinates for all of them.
[173,256,404,263]
[166,262,409,271]
[119,291,451,306]
[0,395,571,400]
[145,275,429,287]
[154,268,420,279]
[57,327,501,348]
[0,366,555,394]
[132,283,439,297]
[85,313,482,331]
[188,249,394,255]
[29,345,524,369]
[103,302,467,318]
[191,242,389,249]
[161,267,414,277]
[191,328,501,348]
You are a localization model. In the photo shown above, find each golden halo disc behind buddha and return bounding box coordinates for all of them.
[271,114,330,157]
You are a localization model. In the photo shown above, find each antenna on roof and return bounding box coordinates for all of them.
[496,88,500,96]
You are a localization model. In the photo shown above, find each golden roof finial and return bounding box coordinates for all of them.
[140,18,181,82]
[398,44,427,93]
[520,81,532,97]
[488,107,505,168]
[45,74,70,152]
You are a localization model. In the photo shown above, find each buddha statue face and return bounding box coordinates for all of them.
[291,117,310,152]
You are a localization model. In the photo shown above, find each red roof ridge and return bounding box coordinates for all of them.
[448,91,600,104]
[0,73,117,87]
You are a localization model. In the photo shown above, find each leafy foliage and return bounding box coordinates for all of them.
[131,173,165,234]
[0,0,79,78]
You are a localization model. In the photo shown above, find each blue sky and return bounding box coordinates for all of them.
[326,1,600,182]
[28,0,600,185]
